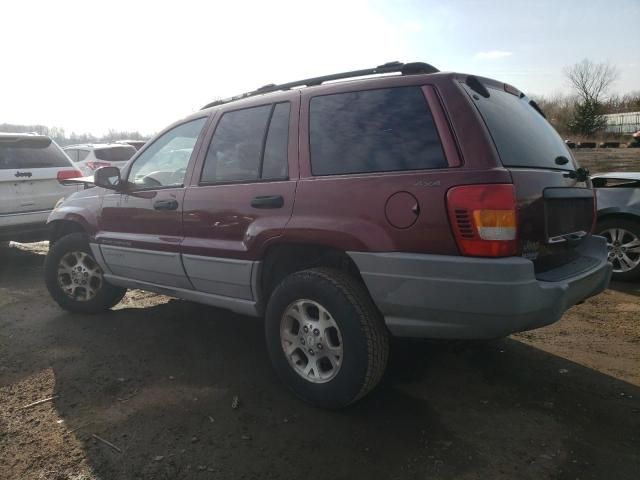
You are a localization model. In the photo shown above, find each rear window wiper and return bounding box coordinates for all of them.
[563,167,590,182]
[529,100,546,118]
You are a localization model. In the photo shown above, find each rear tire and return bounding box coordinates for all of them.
[44,233,126,313]
[265,267,389,409]
[597,218,640,282]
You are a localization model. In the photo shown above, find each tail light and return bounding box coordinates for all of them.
[57,169,83,182]
[86,161,111,170]
[447,184,518,257]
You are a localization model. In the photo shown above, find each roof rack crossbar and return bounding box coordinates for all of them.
[201,61,439,109]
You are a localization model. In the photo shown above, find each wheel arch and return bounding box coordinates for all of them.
[49,218,89,245]
[259,242,365,310]
[596,210,640,227]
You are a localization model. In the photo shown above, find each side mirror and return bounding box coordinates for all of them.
[94,166,121,190]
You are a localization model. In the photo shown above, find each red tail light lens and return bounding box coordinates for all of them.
[86,161,111,170]
[447,184,518,257]
[57,169,83,182]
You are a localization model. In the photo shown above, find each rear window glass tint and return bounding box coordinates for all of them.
[309,87,447,175]
[0,138,71,169]
[461,83,574,170]
[262,102,290,179]
[94,146,136,162]
[201,105,271,183]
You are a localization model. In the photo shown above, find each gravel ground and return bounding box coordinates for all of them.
[0,241,638,480]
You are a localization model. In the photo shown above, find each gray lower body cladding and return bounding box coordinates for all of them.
[348,235,612,339]
[90,243,262,317]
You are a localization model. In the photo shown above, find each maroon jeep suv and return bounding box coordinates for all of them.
[45,62,611,408]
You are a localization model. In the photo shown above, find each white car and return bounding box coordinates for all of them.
[0,133,82,243]
[63,143,136,176]
[115,139,147,151]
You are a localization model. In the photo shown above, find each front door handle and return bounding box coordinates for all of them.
[153,199,179,210]
[251,195,284,209]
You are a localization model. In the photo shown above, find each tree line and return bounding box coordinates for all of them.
[0,123,149,147]
[533,59,640,138]
[3,60,638,142]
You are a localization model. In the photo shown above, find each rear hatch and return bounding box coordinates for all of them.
[460,78,595,274]
[0,135,80,214]
[79,145,137,175]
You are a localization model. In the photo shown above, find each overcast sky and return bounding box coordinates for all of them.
[2,0,638,136]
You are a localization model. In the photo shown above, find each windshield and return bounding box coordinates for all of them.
[461,82,576,171]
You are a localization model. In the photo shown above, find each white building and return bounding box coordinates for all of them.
[603,111,640,134]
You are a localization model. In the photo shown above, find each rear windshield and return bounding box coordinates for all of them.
[461,82,574,170]
[309,86,447,175]
[94,146,136,162]
[0,137,71,169]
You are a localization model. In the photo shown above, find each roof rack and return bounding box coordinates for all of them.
[201,61,439,110]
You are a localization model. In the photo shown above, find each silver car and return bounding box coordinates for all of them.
[593,172,640,281]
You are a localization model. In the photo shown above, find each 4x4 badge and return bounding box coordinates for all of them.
[414,179,441,187]
[15,171,32,178]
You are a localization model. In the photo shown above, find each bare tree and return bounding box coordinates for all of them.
[564,59,619,103]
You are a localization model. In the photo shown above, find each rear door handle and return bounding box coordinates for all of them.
[153,199,179,210]
[251,195,284,209]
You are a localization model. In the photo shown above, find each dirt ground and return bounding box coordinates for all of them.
[1,148,639,480]
[574,147,640,173]
[0,245,638,480]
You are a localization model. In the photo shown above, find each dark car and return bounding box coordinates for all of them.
[592,172,640,280]
[44,62,611,408]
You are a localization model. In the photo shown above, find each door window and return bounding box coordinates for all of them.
[201,102,290,183]
[127,117,207,188]
[262,102,290,179]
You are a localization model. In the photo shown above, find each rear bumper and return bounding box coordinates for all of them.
[0,210,51,242]
[348,235,612,339]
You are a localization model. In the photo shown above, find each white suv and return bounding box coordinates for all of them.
[63,143,137,176]
[0,133,81,243]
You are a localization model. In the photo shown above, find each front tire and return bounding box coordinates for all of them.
[44,233,126,313]
[597,218,640,281]
[265,268,389,409]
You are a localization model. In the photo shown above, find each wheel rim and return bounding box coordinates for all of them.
[57,251,104,301]
[280,299,343,384]
[600,227,640,273]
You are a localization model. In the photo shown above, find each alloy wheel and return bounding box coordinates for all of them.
[57,251,104,301]
[600,227,640,273]
[280,299,344,384]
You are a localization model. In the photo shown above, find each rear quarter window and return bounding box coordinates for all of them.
[461,82,574,170]
[0,138,72,169]
[309,86,447,175]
